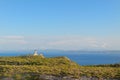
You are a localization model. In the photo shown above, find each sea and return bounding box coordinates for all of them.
[0,51,120,65]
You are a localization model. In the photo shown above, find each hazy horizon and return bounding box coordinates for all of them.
[0,0,120,51]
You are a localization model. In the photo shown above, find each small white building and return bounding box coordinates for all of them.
[33,50,38,56]
[33,50,45,58]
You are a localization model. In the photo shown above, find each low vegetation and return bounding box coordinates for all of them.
[0,55,119,80]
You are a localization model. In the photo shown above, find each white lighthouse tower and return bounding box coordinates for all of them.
[33,50,38,56]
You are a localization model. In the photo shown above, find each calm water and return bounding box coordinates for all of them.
[0,51,120,65]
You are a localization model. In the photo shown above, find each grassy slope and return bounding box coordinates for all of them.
[0,55,120,79]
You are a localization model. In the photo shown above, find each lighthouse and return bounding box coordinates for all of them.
[33,50,38,56]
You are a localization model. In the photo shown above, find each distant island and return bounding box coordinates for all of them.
[0,51,120,80]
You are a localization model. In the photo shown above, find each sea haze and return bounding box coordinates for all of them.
[0,50,120,65]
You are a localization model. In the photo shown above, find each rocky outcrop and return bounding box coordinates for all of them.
[39,75,118,80]
[39,75,79,80]
[1,75,118,80]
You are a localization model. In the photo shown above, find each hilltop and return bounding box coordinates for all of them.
[0,55,119,80]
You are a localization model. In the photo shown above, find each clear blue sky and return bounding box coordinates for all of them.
[0,0,120,51]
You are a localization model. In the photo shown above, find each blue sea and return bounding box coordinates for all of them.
[0,51,120,65]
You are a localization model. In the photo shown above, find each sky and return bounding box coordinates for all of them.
[0,0,120,51]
